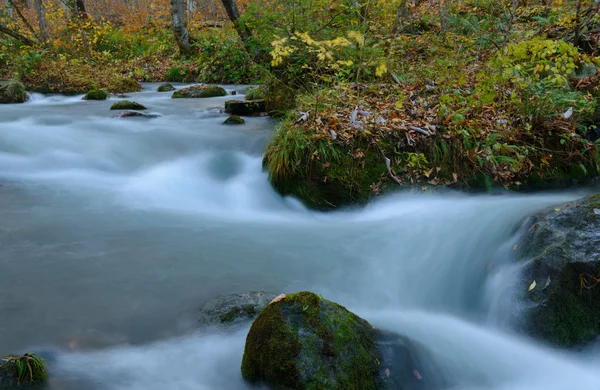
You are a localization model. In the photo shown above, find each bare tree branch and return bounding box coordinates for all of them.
[0,23,35,45]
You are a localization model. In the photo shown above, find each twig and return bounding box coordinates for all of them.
[409,126,431,136]
[385,156,402,185]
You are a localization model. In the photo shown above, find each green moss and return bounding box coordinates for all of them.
[241,297,300,388]
[219,305,257,323]
[244,87,265,101]
[223,115,245,125]
[0,81,28,104]
[172,85,227,98]
[0,353,47,388]
[83,90,108,100]
[241,291,380,389]
[157,83,176,92]
[110,100,147,110]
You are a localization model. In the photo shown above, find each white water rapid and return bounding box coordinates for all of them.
[0,84,598,390]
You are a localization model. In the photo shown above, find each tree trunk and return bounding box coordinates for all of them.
[220,0,250,43]
[75,0,86,18]
[34,0,48,42]
[391,0,409,35]
[438,0,447,34]
[171,0,193,56]
[574,0,583,47]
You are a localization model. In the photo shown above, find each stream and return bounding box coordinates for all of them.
[1,83,599,389]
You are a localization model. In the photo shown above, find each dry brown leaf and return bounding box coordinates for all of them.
[269,293,286,305]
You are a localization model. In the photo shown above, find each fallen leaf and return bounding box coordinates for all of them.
[543,276,551,290]
[529,280,537,291]
[413,369,422,380]
[529,224,536,232]
[452,173,458,182]
[269,293,286,305]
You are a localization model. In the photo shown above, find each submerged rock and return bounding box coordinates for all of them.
[171,84,226,98]
[117,110,160,118]
[157,83,176,92]
[517,193,600,347]
[225,99,266,116]
[0,81,28,104]
[223,115,245,125]
[110,100,147,110]
[83,90,108,100]
[241,291,450,389]
[197,291,276,327]
[0,353,47,388]
[241,291,380,389]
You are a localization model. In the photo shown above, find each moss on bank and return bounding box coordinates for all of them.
[264,83,600,210]
[241,291,380,389]
[0,81,28,104]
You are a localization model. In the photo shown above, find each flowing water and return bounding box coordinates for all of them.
[1,83,599,389]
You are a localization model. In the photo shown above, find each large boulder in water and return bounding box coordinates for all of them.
[225,99,266,116]
[0,81,28,104]
[172,84,226,98]
[241,291,380,389]
[241,291,450,389]
[0,353,47,388]
[516,193,600,346]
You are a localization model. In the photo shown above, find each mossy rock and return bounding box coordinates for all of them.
[196,291,276,328]
[225,99,266,116]
[157,83,176,92]
[241,291,380,389]
[0,81,28,104]
[83,90,108,100]
[110,100,147,110]
[0,353,47,389]
[516,193,600,347]
[171,84,226,98]
[223,115,245,125]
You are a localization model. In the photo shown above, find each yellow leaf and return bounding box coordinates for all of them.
[528,280,537,291]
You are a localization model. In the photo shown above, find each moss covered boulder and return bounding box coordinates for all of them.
[196,291,276,327]
[241,291,450,389]
[83,90,108,100]
[0,81,28,104]
[171,84,226,98]
[223,115,245,125]
[110,100,147,110]
[225,99,266,116]
[516,193,600,347]
[241,291,380,389]
[157,83,176,92]
[0,353,47,389]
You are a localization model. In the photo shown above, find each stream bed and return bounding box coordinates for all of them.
[1,83,599,389]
